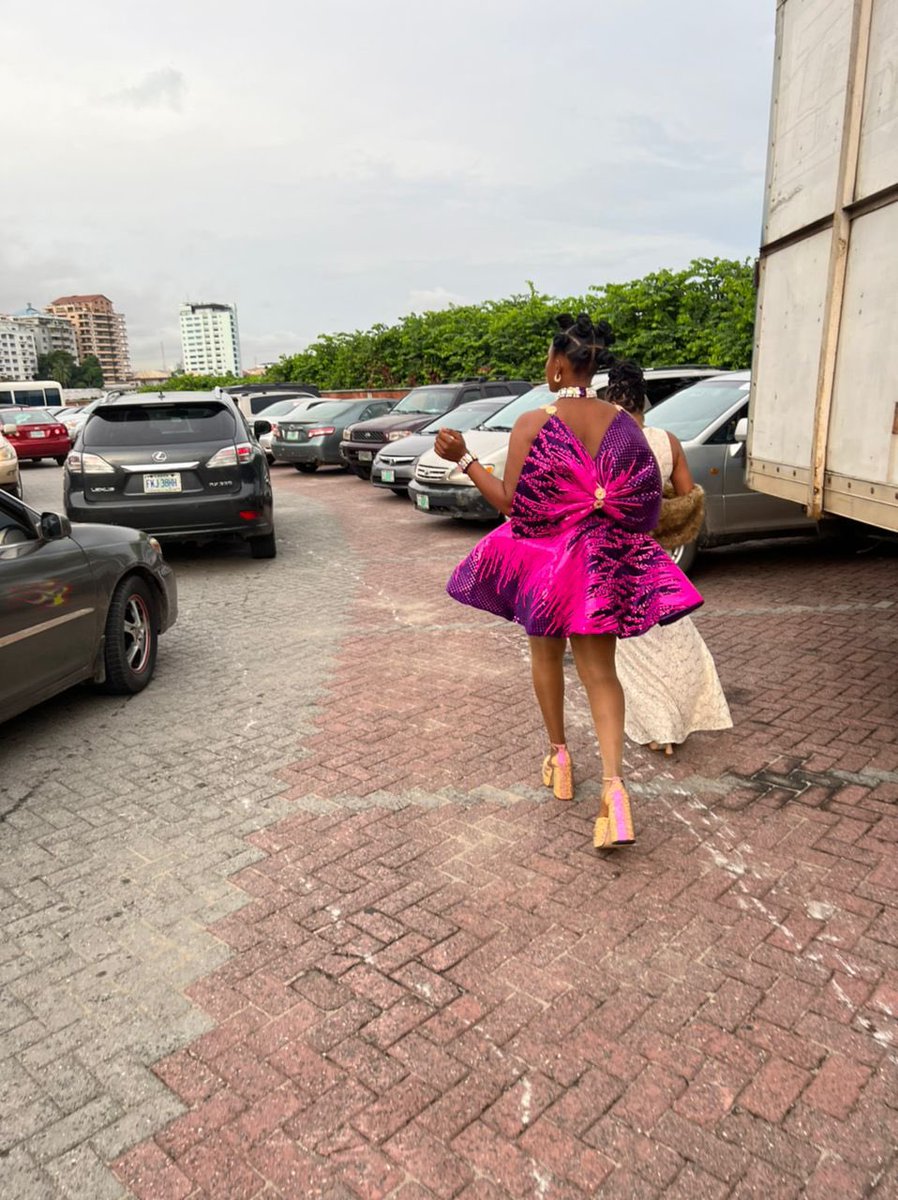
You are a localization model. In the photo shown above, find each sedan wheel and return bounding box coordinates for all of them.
[669,539,698,574]
[101,576,158,694]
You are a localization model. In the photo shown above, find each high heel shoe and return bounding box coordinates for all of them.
[593,776,635,848]
[541,743,574,801]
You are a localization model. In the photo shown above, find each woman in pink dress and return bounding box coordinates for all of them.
[436,315,702,849]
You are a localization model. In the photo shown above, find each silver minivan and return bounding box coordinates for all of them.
[645,370,814,571]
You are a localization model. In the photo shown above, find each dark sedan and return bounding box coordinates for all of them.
[370,399,507,495]
[0,490,177,723]
[64,392,277,558]
[271,398,397,473]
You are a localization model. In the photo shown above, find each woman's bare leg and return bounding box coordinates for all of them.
[569,634,624,777]
[528,636,567,744]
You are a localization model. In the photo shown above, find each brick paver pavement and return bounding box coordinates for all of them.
[3,464,897,1198]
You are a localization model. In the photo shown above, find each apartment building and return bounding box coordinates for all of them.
[46,294,131,383]
[0,319,39,380]
[9,304,79,360]
[179,302,242,376]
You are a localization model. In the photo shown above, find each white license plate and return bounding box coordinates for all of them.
[143,472,182,494]
[381,469,395,483]
[416,493,430,511]
[29,430,47,438]
[358,450,373,462]
[286,431,300,441]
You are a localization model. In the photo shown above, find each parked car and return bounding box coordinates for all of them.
[409,368,721,520]
[272,398,399,473]
[0,408,72,465]
[223,384,321,421]
[0,489,177,723]
[64,391,277,559]
[371,399,508,495]
[55,399,107,439]
[643,371,814,570]
[251,397,330,462]
[340,380,533,479]
[0,429,23,498]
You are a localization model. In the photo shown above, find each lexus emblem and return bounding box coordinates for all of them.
[152,450,168,463]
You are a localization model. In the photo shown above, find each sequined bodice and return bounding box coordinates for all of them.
[510,409,662,539]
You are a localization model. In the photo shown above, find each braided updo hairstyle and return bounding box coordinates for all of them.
[552,313,616,377]
[605,358,647,415]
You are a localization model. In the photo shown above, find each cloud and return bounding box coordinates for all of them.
[408,287,470,313]
[0,0,776,370]
[103,67,186,113]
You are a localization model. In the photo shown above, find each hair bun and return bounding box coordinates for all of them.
[594,319,615,348]
[555,313,576,332]
[573,312,593,337]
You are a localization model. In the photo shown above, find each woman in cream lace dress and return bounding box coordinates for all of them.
[612,373,733,753]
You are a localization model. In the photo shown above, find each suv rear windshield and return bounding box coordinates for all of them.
[86,403,237,446]
[644,378,750,441]
[392,387,456,415]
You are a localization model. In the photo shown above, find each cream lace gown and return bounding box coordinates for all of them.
[616,426,733,746]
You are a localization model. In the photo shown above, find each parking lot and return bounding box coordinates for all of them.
[3,461,898,1199]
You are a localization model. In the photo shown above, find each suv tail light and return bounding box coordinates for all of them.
[67,451,114,473]
[207,443,254,467]
[305,426,335,438]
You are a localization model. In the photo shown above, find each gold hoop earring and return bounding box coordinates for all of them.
[554,370,563,383]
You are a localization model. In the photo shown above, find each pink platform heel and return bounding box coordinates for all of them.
[542,743,574,801]
[593,776,635,848]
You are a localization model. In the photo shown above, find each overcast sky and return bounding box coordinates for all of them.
[2,0,775,370]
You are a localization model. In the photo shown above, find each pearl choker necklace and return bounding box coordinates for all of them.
[556,386,598,399]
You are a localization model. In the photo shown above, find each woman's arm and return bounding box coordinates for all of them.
[434,411,544,516]
[668,433,695,496]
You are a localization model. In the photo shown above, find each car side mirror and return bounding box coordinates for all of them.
[2,423,16,435]
[734,417,748,443]
[40,512,72,540]
[253,420,272,437]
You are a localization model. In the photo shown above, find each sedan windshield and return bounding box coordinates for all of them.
[1,409,55,426]
[644,377,750,441]
[420,402,503,435]
[392,388,456,415]
[86,403,237,446]
[480,385,552,432]
[284,401,354,422]
[260,397,321,418]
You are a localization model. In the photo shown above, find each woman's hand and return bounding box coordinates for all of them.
[435,429,467,463]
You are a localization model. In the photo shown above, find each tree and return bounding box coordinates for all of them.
[139,373,244,392]
[36,350,105,388]
[263,258,756,390]
[76,355,104,388]
[37,350,77,387]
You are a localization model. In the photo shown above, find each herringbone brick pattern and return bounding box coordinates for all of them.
[110,475,898,1198]
[3,465,896,1197]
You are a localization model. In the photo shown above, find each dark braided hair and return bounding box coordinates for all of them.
[605,358,647,414]
[552,313,616,377]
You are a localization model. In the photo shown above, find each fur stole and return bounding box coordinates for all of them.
[653,484,705,549]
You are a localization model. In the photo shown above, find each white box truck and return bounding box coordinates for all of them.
[749,0,898,533]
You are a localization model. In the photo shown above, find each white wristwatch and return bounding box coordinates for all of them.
[457,452,478,474]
